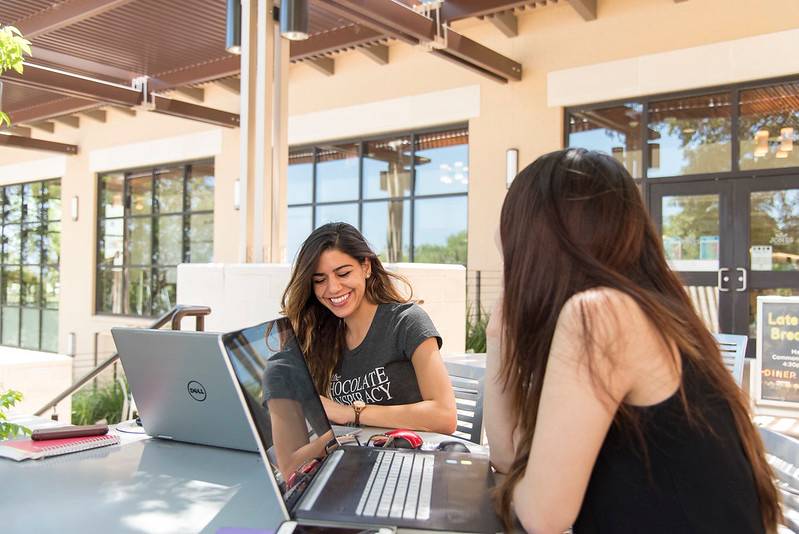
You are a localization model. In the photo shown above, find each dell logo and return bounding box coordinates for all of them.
[187,380,207,402]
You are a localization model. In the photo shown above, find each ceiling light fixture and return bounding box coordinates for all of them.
[781,127,794,153]
[225,0,242,54]
[280,0,309,41]
[754,129,770,158]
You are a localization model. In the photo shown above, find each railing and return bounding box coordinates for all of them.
[466,270,501,321]
[34,304,211,418]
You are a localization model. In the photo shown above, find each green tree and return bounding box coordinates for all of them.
[0,25,32,127]
[413,230,467,265]
[0,389,30,440]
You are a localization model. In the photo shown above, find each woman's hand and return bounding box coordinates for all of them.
[319,395,352,425]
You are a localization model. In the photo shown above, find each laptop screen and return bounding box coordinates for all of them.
[220,318,337,501]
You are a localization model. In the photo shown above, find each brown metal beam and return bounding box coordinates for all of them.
[320,0,522,82]
[30,46,137,82]
[0,134,78,154]
[27,121,56,133]
[173,87,205,102]
[489,12,518,37]
[151,56,241,92]
[306,57,336,76]
[8,97,98,125]
[14,0,136,39]
[150,95,240,128]
[439,1,534,22]
[0,126,32,137]
[290,25,384,61]
[54,116,80,128]
[110,105,136,117]
[82,109,107,122]
[216,78,240,95]
[567,0,597,20]
[360,44,389,65]
[1,63,142,106]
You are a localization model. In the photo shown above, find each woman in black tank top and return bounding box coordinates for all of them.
[484,149,780,533]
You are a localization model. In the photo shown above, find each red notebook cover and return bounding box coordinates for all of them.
[0,433,120,461]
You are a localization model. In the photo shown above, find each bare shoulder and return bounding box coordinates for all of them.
[559,288,643,331]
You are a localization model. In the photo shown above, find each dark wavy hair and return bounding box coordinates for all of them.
[494,148,780,532]
[281,223,410,393]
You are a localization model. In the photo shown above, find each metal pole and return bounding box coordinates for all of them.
[476,270,482,322]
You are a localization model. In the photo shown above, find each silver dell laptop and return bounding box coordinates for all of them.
[111,328,259,452]
[219,318,500,532]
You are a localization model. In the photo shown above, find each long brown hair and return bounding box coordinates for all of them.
[281,222,410,393]
[495,149,780,532]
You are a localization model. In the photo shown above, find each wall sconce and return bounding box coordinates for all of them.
[67,332,76,357]
[234,179,241,210]
[754,129,770,158]
[225,0,242,54]
[70,195,79,221]
[280,0,309,41]
[506,148,518,188]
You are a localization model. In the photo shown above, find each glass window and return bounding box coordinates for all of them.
[287,127,469,265]
[288,148,314,205]
[414,196,468,265]
[363,137,411,199]
[739,82,799,171]
[316,144,359,202]
[750,189,799,272]
[661,194,720,272]
[647,93,732,178]
[568,103,644,178]
[0,178,60,351]
[362,200,410,262]
[97,161,214,316]
[316,203,358,229]
[287,206,312,262]
[414,129,469,196]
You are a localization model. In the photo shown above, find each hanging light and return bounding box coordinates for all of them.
[754,129,770,158]
[776,150,789,159]
[225,0,242,54]
[280,0,309,41]
[781,127,794,152]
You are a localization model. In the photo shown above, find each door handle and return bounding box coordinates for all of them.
[736,268,747,292]
[718,268,730,292]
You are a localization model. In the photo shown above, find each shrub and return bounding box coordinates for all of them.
[465,305,489,353]
[71,380,127,425]
[0,389,30,440]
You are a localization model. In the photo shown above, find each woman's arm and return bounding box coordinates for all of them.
[269,398,333,479]
[484,299,518,474]
[322,337,458,434]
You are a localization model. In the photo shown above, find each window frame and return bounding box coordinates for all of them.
[287,123,469,263]
[0,178,61,352]
[95,159,214,318]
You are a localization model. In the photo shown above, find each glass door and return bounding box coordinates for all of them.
[734,175,799,351]
[649,181,734,334]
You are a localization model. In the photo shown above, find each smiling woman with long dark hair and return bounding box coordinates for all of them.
[484,148,780,533]
[281,222,456,434]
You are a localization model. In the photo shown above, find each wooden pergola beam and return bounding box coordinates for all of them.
[307,57,336,76]
[567,0,597,21]
[54,116,80,128]
[150,95,240,128]
[172,87,205,102]
[489,11,518,37]
[82,109,107,122]
[14,0,136,39]
[0,134,78,154]
[359,44,389,65]
[27,121,56,133]
[216,78,240,95]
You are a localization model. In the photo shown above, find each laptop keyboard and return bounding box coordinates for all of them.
[356,450,435,521]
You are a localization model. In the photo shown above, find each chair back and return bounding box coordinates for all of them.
[713,333,747,386]
[445,360,485,444]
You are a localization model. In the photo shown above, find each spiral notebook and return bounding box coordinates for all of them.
[0,433,120,461]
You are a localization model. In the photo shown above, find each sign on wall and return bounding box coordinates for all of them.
[756,296,799,408]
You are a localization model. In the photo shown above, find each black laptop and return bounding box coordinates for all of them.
[218,318,500,533]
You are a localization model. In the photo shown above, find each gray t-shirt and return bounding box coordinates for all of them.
[329,302,441,406]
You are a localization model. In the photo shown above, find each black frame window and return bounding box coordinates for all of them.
[96,160,214,317]
[0,178,60,352]
[287,125,469,265]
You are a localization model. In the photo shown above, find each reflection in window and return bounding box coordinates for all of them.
[661,194,720,272]
[568,103,643,178]
[0,179,60,351]
[740,82,799,170]
[316,144,359,203]
[750,189,799,271]
[414,196,468,264]
[647,93,732,177]
[414,130,469,196]
[287,127,469,265]
[97,161,214,316]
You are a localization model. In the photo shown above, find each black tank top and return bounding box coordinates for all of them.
[574,358,764,534]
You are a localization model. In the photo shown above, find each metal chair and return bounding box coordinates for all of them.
[445,360,485,444]
[713,333,747,387]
